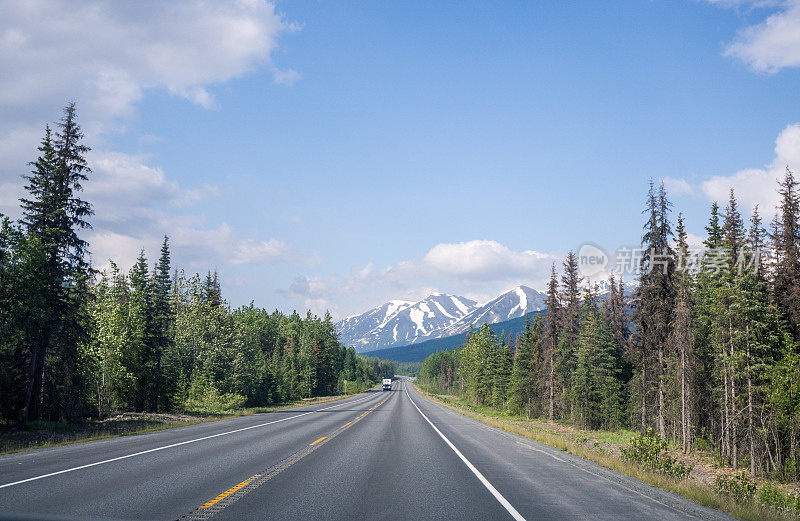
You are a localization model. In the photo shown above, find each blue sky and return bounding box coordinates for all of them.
[2,0,800,317]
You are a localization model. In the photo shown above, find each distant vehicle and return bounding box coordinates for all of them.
[382,378,392,391]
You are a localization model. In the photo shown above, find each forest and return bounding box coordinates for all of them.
[419,176,800,483]
[0,105,393,426]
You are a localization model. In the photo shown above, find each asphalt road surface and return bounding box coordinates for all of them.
[0,377,734,521]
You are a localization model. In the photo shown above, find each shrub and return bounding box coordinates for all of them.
[622,428,693,480]
[185,386,246,414]
[714,472,757,503]
[757,483,800,514]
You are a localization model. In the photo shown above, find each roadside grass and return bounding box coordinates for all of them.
[414,383,798,521]
[0,391,370,456]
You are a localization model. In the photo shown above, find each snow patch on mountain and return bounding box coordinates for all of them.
[336,286,547,352]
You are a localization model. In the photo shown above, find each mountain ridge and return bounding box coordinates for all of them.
[336,285,547,352]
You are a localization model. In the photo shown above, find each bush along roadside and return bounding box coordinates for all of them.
[714,473,800,517]
[622,428,693,480]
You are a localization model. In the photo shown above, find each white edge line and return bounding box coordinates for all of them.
[0,393,375,489]
[515,441,566,462]
[411,384,696,520]
[403,382,526,521]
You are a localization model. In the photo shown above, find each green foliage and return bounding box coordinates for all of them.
[185,384,247,414]
[757,484,800,514]
[622,428,693,479]
[714,472,757,503]
[572,293,624,430]
[507,315,542,417]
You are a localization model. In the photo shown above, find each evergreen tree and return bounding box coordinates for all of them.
[634,180,676,435]
[557,250,582,420]
[508,315,541,417]
[18,104,93,422]
[772,167,800,339]
[541,263,560,420]
[573,291,623,430]
[671,212,694,452]
[151,236,174,411]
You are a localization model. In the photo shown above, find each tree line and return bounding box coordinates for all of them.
[0,104,393,425]
[419,176,800,482]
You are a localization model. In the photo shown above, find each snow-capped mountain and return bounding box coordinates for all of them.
[336,299,415,350]
[591,278,638,296]
[337,294,478,351]
[336,286,546,352]
[436,286,547,339]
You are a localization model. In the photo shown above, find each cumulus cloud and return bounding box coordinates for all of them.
[422,240,552,280]
[661,124,800,213]
[721,0,800,73]
[231,239,294,265]
[0,0,295,123]
[283,240,558,318]
[0,1,301,273]
[700,123,800,211]
[662,177,695,196]
[271,67,301,86]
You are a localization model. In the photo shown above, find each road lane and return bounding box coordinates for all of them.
[211,378,511,521]
[0,390,387,520]
[403,379,734,521]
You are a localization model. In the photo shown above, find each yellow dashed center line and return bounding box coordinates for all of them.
[188,392,394,519]
[199,478,255,508]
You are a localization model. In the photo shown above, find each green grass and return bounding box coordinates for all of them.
[414,383,799,521]
[0,391,367,456]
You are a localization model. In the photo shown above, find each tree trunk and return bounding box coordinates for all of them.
[548,352,554,421]
[641,363,647,434]
[723,367,729,463]
[658,344,665,438]
[681,340,687,453]
[729,317,737,470]
[747,355,755,475]
[22,332,48,423]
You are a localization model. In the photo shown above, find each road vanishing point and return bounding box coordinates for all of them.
[0,377,734,521]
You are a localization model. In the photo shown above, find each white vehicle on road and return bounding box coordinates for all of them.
[382,378,392,391]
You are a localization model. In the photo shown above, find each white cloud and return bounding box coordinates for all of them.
[271,67,301,86]
[662,177,695,196]
[73,150,295,272]
[700,123,800,211]
[661,124,800,213]
[722,0,800,73]
[0,0,295,122]
[231,239,294,264]
[284,240,558,318]
[0,1,301,275]
[422,240,551,280]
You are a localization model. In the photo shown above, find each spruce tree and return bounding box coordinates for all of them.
[671,212,694,452]
[772,166,800,339]
[557,251,582,420]
[573,291,623,429]
[635,180,676,435]
[151,236,174,411]
[509,315,541,417]
[541,263,560,420]
[18,104,94,422]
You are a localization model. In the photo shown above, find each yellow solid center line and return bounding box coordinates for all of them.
[345,421,352,426]
[310,436,327,445]
[200,479,252,508]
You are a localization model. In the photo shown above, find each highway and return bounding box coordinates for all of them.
[0,377,734,521]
